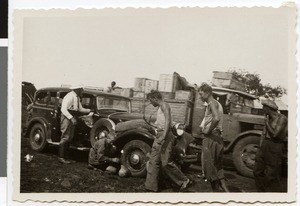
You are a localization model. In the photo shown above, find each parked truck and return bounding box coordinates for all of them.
[129,86,267,178]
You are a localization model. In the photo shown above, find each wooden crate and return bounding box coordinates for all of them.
[134,78,158,93]
[212,71,246,91]
[160,92,175,100]
[133,91,146,98]
[111,88,123,95]
[213,71,234,80]
[130,98,193,125]
[158,73,181,92]
[166,99,193,125]
[144,79,159,94]
[175,90,192,100]
[130,98,156,115]
[134,78,147,92]
[121,88,133,97]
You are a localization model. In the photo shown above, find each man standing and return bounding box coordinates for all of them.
[59,85,91,164]
[198,83,229,192]
[144,90,191,192]
[253,99,287,192]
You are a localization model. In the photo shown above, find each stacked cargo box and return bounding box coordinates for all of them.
[212,71,247,92]
[130,72,194,125]
[133,78,159,98]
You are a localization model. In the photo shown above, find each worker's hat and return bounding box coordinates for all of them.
[70,84,84,90]
[261,99,278,110]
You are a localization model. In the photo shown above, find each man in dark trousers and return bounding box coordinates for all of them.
[253,99,287,192]
[198,83,229,192]
[59,85,91,164]
[144,90,191,192]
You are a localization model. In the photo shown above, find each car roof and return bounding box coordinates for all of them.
[212,87,257,100]
[36,87,131,100]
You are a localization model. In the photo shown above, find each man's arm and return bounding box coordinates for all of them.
[161,102,171,139]
[205,100,221,135]
[78,100,91,114]
[61,94,73,120]
[266,116,287,138]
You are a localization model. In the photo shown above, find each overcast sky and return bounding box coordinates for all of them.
[21,8,290,101]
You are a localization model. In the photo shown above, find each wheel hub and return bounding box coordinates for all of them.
[130,153,140,165]
[34,133,41,142]
[242,144,258,169]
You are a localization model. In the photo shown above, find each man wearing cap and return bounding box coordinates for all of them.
[59,85,91,164]
[253,99,287,192]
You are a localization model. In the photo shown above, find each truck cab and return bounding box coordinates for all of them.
[191,87,265,177]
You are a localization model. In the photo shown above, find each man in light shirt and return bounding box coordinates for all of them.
[59,85,91,164]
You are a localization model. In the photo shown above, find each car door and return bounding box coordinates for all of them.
[74,92,95,142]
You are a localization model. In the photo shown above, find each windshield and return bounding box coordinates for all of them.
[97,96,130,112]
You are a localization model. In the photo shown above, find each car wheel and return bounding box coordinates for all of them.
[90,119,115,147]
[232,135,260,178]
[29,123,47,152]
[121,140,151,177]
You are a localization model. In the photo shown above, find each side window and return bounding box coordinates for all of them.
[81,94,94,109]
[58,92,68,107]
[35,91,49,105]
[48,92,57,107]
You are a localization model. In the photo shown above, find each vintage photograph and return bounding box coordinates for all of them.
[12,6,296,203]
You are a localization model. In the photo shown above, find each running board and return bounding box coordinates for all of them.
[47,141,90,151]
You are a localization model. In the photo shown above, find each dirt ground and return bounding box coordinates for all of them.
[20,137,286,193]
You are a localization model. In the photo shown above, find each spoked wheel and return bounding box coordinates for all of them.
[121,140,151,177]
[29,123,48,152]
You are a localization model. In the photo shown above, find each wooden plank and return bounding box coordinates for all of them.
[175,90,192,100]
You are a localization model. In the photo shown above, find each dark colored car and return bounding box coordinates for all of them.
[23,87,162,177]
[21,82,36,130]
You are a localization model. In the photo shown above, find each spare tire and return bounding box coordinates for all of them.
[89,119,115,147]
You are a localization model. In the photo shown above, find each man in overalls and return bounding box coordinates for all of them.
[144,90,191,192]
[253,99,287,192]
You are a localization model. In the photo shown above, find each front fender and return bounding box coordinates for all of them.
[25,117,52,140]
[113,128,155,149]
[224,130,262,153]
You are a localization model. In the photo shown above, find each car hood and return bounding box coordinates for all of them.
[232,113,265,125]
[106,112,156,122]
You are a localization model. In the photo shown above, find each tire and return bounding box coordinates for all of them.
[90,119,115,147]
[29,123,48,152]
[121,140,152,177]
[232,135,260,178]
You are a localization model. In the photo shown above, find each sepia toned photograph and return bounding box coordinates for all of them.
[11,6,296,203]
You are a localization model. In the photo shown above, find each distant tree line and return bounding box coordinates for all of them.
[228,69,287,99]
